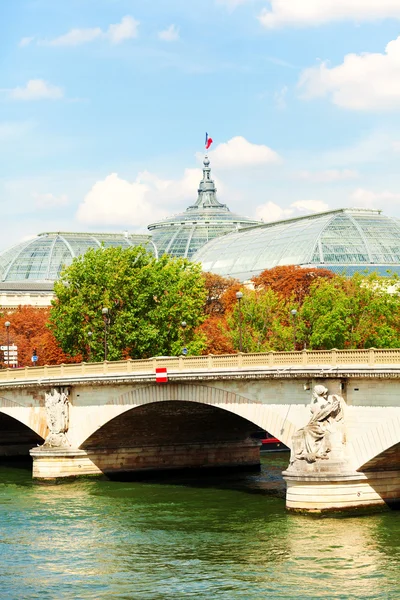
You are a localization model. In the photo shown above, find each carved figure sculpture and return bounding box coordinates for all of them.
[290,385,345,465]
[44,387,70,447]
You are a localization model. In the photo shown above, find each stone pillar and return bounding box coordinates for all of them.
[282,384,400,514]
[283,469,400,514]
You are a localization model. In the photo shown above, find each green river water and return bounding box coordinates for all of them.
[0,453,398,600]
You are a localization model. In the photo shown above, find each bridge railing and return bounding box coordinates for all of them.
[0,348,399,383]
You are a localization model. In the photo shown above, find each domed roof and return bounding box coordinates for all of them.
[0,232,156,282]
[148,156,260,258]
[192,208,400,281]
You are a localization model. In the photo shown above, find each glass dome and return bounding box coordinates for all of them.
[0,232,156,282]
[192,208,400,281]
[148,155,260,258]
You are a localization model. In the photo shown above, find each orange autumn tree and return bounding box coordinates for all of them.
[252,265,335,305]
[0,306,80,367]
[197,273,241,354]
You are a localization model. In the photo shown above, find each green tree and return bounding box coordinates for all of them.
[227,288,295,352]
[49,246,207,361]
[299,273,400,349]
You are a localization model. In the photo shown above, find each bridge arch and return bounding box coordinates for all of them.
[0,395,47,442]
[352,416,400,472]
[76,383,297,449]
[0,399,45,456]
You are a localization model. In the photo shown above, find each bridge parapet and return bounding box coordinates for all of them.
[1,348,400,385]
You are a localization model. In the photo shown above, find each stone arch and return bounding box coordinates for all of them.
[0,395,47,441]
[76,383,297,449]
[0,397,45,455]
[351,414,400,471]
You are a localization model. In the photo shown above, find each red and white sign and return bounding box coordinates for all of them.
[155,367,168,383]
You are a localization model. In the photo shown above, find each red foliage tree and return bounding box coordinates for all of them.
[202,272,240,315]
[0,307,80,368]
[252,265,335,305]
[196,315,235,355]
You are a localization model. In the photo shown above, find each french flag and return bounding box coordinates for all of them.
[205,133,213,150]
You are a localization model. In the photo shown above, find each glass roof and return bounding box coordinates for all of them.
[148,155,260,258]
[0,233,156,282]
[192,209,400,281]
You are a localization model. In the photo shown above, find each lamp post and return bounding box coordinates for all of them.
[87,330,93,362]
[181,321,187,355]
[101,308,109,361]
[4,321,10,367]
[236,291,244,353]
[290,309,297,351]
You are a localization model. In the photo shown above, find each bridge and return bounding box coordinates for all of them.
[0,348,399,515]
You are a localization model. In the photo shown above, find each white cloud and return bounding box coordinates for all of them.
[296,169,359,182]
[107,16,139,44]
[19,36,34,47]
[255,201,293,222]
[9,79,63,101]
[255,199,329,222]
[204,136,281,170]
[350,188,400,208]
[33,192,69,208]
[158,24,180,42]
[45,27,103,47]
[42,15,138,47]
[76,168,205,228]
[299,36,400,110]
[258,0,400,29]
[291,200,329,213]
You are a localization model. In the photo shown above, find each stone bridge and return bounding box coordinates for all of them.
[0,349,399,515]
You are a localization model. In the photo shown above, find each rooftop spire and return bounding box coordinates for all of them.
[187,155,228,211]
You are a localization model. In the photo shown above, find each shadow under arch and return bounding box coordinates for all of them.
[81,400,265,450]
[358,441,400,473]
[79,400,268,479]
[0,412,44,458]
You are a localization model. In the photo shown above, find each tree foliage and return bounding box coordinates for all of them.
[49,246,207,361]
[252,265,335,304]
[0,306,77,367]
[299,273,400,349]
[227,288,294,352]
[202,272,239,315]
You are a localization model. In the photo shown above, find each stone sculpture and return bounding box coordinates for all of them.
[44,387,70,447]
[290,385,345,466]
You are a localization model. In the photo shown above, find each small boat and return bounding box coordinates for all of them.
[252,430,289,452]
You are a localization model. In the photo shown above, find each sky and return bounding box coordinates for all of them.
[2,0,400,250]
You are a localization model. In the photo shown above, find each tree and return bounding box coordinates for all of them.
[202,272,239,315]
[196,316,235,355]
[252,265,335,305]
[227,288,294,352]
[49,246,207,361]
[299,273,400,349]
[0,306,78,367]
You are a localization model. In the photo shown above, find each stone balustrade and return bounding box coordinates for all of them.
[1,348,400,384]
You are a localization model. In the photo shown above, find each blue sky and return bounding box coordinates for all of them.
[2,0,400,249]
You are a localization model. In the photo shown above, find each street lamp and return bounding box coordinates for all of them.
[236,291,244,353]
[87,330,93,362]
[4,321,10,367]
[290,309,297,351]
[181,321,187,355]
[101,308,109,361]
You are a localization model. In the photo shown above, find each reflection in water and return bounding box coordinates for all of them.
[0,454,398,599]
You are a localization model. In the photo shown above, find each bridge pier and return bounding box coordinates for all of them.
[283,469,400,514]
[30,440,261,481]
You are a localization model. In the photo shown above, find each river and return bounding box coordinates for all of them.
[0,453,398,600]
